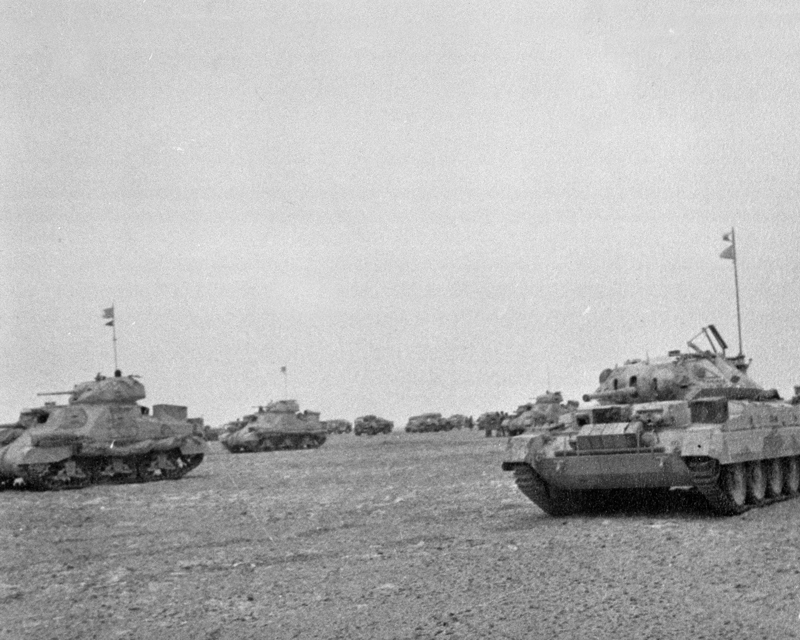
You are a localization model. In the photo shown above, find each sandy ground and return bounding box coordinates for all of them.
[2,430,800,640]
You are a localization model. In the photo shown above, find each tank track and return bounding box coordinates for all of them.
[225,433,327,453]
[513,464,587,516]
[684,457,799,516]
[684,457,748,516]
[16,450,204,491]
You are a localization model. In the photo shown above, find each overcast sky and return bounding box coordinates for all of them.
[3,1,800,427]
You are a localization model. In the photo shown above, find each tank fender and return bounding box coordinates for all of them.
[22,445,74,465]
[152,437,182,452]
[680,427,716,458]
[503,434,544,468]
[179,436,207,455]
[108,440,155,456]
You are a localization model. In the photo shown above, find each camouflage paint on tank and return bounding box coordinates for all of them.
[219,399,327,453]
[0,374,206,490]
[502,326,800,516]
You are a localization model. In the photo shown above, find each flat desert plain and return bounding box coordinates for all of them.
[2,430,800,639]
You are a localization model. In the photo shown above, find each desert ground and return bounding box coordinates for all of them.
[2,429,800,640]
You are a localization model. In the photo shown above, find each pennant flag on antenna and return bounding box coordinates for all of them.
[723,232,732,242]
[719,245,735,260]
[106,321,114,327]
[102,306,114,319]
[280,366,287,373]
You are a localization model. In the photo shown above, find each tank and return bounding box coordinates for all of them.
[477,411,508,437]
[446,414,474,430]
[323,419,353,434]
[219,400,327,453]
[0,373,207,490]
[502,392,578,436]
[405,413,449,433]
[353,415,393,436]
[502,325,800,515]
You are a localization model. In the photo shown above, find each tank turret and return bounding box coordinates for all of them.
[0,373,207,490]
[582,325,766,405]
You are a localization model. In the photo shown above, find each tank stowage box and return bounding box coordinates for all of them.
[0,374,207,490]
[219,400,327,453]
[502,325,800,516]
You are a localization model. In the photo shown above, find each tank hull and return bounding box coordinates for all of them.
[503,398,800,515]
[505,450,695,490]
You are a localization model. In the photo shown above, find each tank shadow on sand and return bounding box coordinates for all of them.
[497,489,718,529]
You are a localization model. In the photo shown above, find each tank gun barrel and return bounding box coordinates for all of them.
[582,388,639,403]
[36,391,73,396]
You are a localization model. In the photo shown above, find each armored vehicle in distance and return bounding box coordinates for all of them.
[323,419,353,434]
[446,414,474,430]
[354,415,393,436]
[405,413,449,433]
[502,326,800,516]
[0,373,206,490]
[219,400,327,453]
[502,392,578,437]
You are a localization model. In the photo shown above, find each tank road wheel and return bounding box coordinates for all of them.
[94,457,138,484]
[746,461,767,506]
[784,457,800,497]
[24,459,92,490]
[297,436,313,449]
[136,453,173,482]
[256,438,276,452]
[721,464,748,511]
[766,459,784,499]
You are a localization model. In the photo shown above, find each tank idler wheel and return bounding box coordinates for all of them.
[161,451,203,480]
[721,463,747,510]
[766,459,784,499]
[181,453,204,473]
[746,460,767,506]
[784,457,800,496]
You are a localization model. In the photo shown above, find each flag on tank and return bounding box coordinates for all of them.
[103,306,114,326]
[720,231,735,260]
